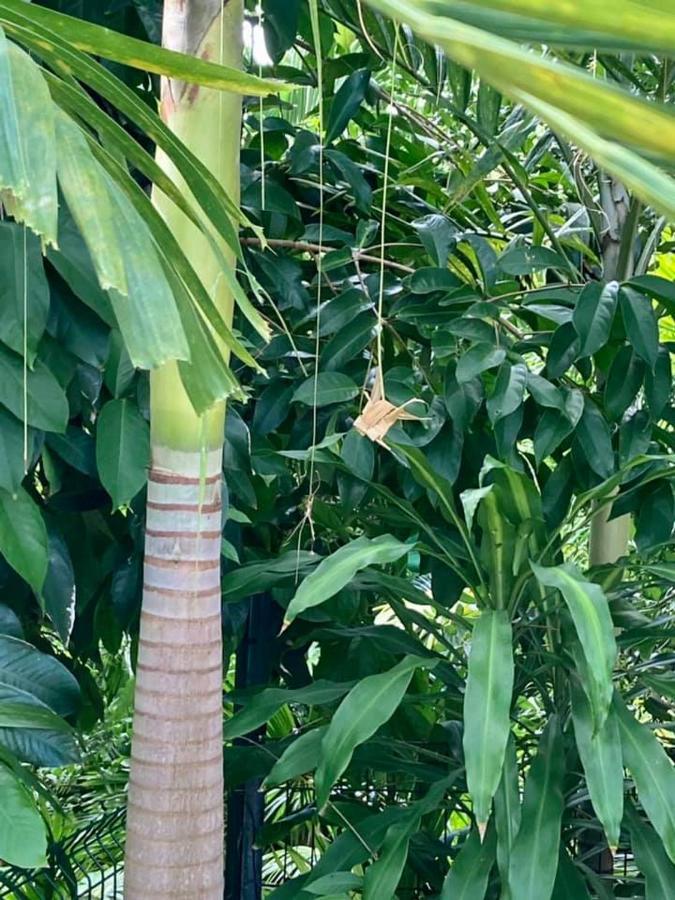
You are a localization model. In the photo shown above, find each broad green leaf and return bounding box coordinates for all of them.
[486,362,527,424]
[293,373,359,407]
[531,564,616,727]
[440,825,496,900]
[222,551,318,603]
[456,344,506,383]
[306,873,363,895]
[572,282,618,358]
[342,430,374,480]
[224,681,354,741]
[0,763,47,868]
[478,489,515,609]
[0,344,68,433]
[409,267,462,293]
[0,220,49,365]
[326,68,370,143]
[534,409,573,466]
[0,634,79,715]
[96,399,149,509]
[636,485,675,552]
[0,0,279,95]
[284,535,410,625]
[0,34,57,244]
[571,681,623,848]
[498,245,565,276]
[0,694,79,767]
[494,735,520,900]
[0,488,48,595]
[626,804,675,900]
[444,364,483,428]
[574,399,614,480]
[604,346,644,421]
[42,528,76,644]
[264,727,327,788]
[619,286,659,371]
[54,112,126,296]
[321,314,375,371]
[614,693,675,862]
[551,851,591,900]
[427,0,675,54]
[55,114,190,369]
[644,348,672,421]
[293,807,410,897]
[463,609,514,827]
[0,407,34,494]
[546,321,579,379]
[527,373,564,411]
[365,0,675,162]
[507,717,565,900]
[364,776,454,900]
[315,655,436,809]
[0,604,22,639]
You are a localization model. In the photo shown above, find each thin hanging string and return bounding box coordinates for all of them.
[376,25,400,389]
[304,0,324,545]
[22,224,28,474]
[258,4,266,211]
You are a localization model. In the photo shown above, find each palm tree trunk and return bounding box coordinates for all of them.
[124,2,242,896]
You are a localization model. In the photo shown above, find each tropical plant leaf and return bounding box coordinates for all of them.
[507,717,565,900]
[0,762,47,868]
[571,680,623,848]
[284,535,410,625]
[532,563,616,728]
[463,608,514,828]
[614,693,675,863]
[315,655,436,809]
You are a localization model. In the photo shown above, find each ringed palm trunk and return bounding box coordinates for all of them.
[124,1,242,896]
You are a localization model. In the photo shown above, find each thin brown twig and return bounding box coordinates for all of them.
[240,236,415,274]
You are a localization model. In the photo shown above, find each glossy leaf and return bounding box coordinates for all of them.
[626,804,675,900]
[571,681,623,848]
[264,727,327,787]
[486,362,527,424]
[574,399,614,480]
[572,282,618,358]
[0,345,68,433]
[224,681,354,741]
[0,635,79,716]
[0,488,48,595]
[364,776,453,900]
[0,33,58,244]
[1,0,278,95]
[463,609,514,827]
[532,564,616,727]
[440,825,496,900]
[456,344,506,383]
[614,693,675,862]
[495,734,520,900]
[620,286,659,370]
[293,373,359,407]
[0,763,47,869]
[507,717,565,900]
[315,655,435,809]
[284,535,410,625]
[96,399,150,509]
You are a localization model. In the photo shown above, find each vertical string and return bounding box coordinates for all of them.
[22,224,28,474]
[258,4,266,212]
[305,0,324,536]
[376,25,400,388]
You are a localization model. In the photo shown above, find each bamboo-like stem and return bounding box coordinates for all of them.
[124,2,242,896]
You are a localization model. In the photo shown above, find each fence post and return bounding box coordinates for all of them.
[225,593,282,899]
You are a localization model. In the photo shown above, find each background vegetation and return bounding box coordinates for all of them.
[0,0,674,897]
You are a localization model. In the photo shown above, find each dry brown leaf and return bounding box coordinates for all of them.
[353,370,422,444]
